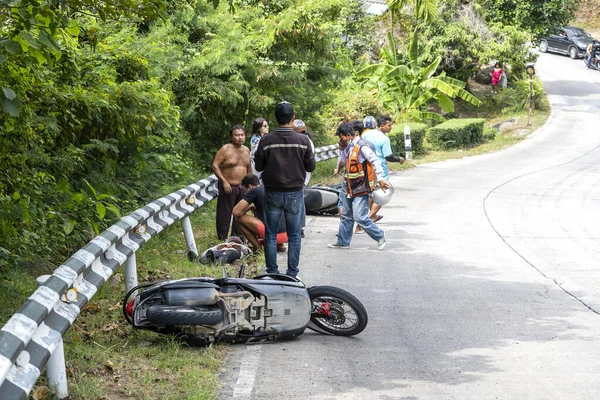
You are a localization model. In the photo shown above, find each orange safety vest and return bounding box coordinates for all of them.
[345,140,377,198]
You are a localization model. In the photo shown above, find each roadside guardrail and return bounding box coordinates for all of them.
[0,144,338,399]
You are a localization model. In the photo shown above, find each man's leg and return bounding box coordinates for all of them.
[354,195,384,242]
[235,214,262,252]
[264,191,284,274]
[356,198,382,233]
[216,181,232,240]
[282,190,304,277]
[335,195,355,246]
[230,185,245,237]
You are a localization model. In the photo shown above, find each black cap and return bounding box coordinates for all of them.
[275,101,294,124]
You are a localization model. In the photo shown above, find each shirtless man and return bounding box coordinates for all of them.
[212,125,252,239]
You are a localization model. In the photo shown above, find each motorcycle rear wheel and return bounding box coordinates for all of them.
[307,286,368,336]
[146,305,223,326]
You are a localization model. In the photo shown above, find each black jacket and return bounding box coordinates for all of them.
[254,127,315,192]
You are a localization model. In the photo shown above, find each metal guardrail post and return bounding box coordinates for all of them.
[181,216,198,261]
[46,340,68,399]
[35,275,68,399]
[125,253,138,293]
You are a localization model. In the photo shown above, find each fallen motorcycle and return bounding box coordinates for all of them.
[122,268,368,344]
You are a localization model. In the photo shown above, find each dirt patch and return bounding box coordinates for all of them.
[575,1,600,36]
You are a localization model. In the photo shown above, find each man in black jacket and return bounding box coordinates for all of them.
[254,101,315,277]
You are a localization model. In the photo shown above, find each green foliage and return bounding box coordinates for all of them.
[426,118,485,149]
[388,122,427,156]
[483,126,498,142]
[485,76,549,114]
[477,0,578,40]
[318,77,385,138]
[168,0,367,165]
[388,0,440,23]
[479,23,537,79]
[417,3,537,83]
[358,31,481,123]
[420,18,485,82]
[0,0,373,272]
[0,0,167,116]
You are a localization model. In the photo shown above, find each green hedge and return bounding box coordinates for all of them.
[388,122,427,157]
[426,118,485,150]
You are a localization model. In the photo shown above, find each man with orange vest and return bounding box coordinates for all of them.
[328,122,390,250]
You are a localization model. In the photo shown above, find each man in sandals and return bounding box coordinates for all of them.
[357,115,404,234]
[328,122,389,250]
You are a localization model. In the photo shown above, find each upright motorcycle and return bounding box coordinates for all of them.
[123,268,368,344]
[585,51,600,71]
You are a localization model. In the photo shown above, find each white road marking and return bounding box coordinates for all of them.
[232,345,262,399]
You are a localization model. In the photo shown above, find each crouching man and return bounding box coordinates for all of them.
[233,174,287,253]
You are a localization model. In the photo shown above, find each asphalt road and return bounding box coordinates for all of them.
[219,52,600,399]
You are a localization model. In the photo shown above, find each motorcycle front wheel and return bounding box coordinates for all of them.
[307,286,368,336]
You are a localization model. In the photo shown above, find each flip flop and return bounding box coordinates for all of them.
[355,227,365,234]
[373,215,384,223]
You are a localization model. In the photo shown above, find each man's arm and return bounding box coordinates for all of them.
[232,199,252,218]
[382,136,405,164]
[212,147,232,193]
[244,147,252,174]
[254,140,266,172]
[385,154,405,163]
[303,137,316,173]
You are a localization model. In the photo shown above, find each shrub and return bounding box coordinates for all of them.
[483,76,548,114]
[426,118,485,150]
[388,122,427,156]
[483,127,498,142]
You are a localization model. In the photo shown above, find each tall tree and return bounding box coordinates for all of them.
[477,0,577,39]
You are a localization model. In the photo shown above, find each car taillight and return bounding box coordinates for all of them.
[125,299,135,318]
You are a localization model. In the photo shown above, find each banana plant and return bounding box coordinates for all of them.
[358,31,481,122]
[387,0,439,23]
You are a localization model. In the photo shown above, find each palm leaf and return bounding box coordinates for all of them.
[438,75,466,89]
[418,0,439,23]
[436,93,454,113]
[408,29,419,70]
[387,32,399,66]
[419,110,445,122]
[420,56,441,80]
[453,87,482,106]
[420,78,459,97]
[411,89,437,109]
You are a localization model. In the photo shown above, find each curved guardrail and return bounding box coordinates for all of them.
[0,144,338,399]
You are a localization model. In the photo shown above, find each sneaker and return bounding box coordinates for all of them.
[377,233,386,250]
[327,243,349,249]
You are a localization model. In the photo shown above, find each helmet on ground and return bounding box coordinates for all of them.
[370,182,394,206]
